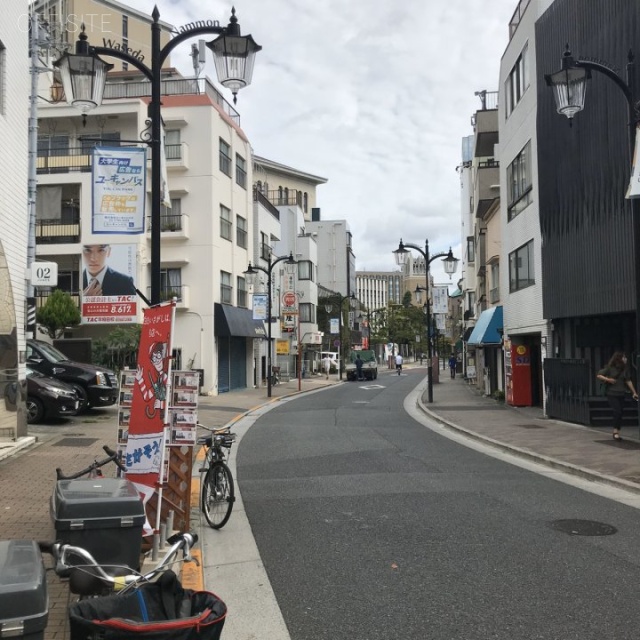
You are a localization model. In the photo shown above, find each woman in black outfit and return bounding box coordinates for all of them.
[597,351,639,441]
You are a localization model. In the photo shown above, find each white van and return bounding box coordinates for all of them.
[320,351,340,365]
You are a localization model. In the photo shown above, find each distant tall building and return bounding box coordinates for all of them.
[355,270,403,309]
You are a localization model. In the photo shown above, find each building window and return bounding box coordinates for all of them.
[260,232,270,260]
[505,42,529,117]
[466,236,475,263]
[80,131,120,153]
[160,268,182,301]
[507,140,532,221]
[467,291,476,318]
[219,138,231,176]
[303,192,308,213]
[221,271,232,304]
[277,186,284,204]
[236,215,247,248]
[237,276,247,307]
[0,41,5,115]
[300,303,315,323]
[220,205,232,241]
[235,153,246,189]
[37,134,69,156]
[122,15,129,37]
[165,130,181,160]
[490,263,500,303]
[298,260,313,281]
[509,240,535,292]
[160,198,181,231]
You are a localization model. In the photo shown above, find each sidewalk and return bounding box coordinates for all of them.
[419,371,640,493]
[3,366,640,639]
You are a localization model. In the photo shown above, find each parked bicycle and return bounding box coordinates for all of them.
[270,365,281,386]
[34,531,227,639]
[55,444,126,480]
[197,423,236,529]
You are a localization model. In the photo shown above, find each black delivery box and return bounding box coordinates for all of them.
[0,540,48,639]
[51,478,145,571]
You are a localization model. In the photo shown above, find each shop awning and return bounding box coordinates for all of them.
[214,303,266,338]
[466,306,503,346]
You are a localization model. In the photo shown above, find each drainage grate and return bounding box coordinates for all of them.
[514,423,546,429]
[53,437,98,447]
[548,519,617,536]
[598,438,640,450]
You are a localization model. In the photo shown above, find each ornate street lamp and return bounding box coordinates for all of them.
[545,44,640,425]
[393,239,459,403]
[324,292,356,380]
[54,8,261,305]
[244,252,296,398]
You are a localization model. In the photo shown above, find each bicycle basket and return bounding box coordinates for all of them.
[68,571,226,640]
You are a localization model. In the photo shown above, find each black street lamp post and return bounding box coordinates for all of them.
[324,293,356,380]
[545,45,640,420]
[393,239,459,403]
[54,8,261,305]
[244,253,296,398]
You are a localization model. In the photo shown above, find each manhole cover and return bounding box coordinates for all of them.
[53,437,98,447]
[549,519,617,536]
[515,423,546,429]
[598,439,640,450]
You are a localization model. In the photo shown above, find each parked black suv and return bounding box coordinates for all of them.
[26,339,118,412]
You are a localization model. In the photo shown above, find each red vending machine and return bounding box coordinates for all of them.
[505,340,532,406]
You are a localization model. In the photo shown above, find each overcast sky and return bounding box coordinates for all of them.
[117,0,517,285]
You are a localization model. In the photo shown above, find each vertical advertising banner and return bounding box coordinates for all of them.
[81,243,138,323]
[252,293,268,320]
[92,146,146,234]
[125,302,175,529]
[432,286,449,315]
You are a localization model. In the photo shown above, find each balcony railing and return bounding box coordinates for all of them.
[103,77,240,126]
[146,285,189,306]
[37,147,91,173]
[253,187,280,219]
[36,216,81,244]
[264,190,304,207]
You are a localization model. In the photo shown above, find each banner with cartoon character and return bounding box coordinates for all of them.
[125,301,175,532]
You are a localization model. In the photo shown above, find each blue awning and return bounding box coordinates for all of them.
[466,306,503,346]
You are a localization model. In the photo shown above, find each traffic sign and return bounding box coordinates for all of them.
[282,291,297,307]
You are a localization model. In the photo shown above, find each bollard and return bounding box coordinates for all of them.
[151,532,160,561]
[159,522,167,548]
[167,510,174,535]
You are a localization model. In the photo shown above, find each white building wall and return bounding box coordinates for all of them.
[499,0,553,340]
[306,219,351,296]
[0,1,30,435]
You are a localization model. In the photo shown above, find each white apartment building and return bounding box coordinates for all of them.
[36,71,259,395]
[0,1,30,439]
[498,0,554,407]
[252,157,326,378]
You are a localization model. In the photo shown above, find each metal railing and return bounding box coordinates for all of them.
[37,147,91,173]
[35,217,81,243]
[103,77,241,126]
[35,290,80,308]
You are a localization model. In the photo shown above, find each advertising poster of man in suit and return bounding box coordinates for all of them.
[81,243,138,324]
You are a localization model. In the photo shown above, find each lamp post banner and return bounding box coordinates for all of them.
[432,286,449,314]
[92,146,147,234]
[252,293,268,320]
[627,124,640,199]
[330,318,339,334]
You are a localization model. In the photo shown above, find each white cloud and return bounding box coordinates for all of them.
[108,0,515,284]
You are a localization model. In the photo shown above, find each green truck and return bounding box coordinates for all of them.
[345,350,378,381]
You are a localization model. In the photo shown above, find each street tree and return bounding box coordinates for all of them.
[36,289,81,339]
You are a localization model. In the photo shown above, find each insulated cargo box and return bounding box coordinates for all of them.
[0,540,48,639]
[51,478,145,571]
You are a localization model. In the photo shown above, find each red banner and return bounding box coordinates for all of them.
[125,302,174,494]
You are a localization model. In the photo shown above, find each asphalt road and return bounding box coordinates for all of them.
[236,369,640,640]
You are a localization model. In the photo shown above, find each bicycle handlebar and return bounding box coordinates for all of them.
[38,531,199,595]
[55,444,126,480]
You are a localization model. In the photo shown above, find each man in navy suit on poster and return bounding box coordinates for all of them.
[82,244,137,297]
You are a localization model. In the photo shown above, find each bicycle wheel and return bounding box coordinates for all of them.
[202,461,235,529]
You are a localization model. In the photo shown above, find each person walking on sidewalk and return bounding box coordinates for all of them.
[597,351,639,441]
[448,354,457,379]
[322,355,332,380]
